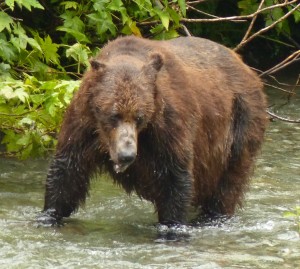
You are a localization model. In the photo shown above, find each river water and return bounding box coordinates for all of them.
[0,89,299,269]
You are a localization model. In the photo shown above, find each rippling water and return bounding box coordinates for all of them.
[0,90,299,269]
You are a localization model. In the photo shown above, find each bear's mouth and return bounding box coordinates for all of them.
[113,163,130,174]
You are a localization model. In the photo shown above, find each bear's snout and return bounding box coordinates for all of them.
[110,122,137,173]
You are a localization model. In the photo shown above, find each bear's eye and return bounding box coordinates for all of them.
[109,113,122,125]
[135,115,144,127]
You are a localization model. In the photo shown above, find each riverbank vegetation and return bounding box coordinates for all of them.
[0,0,299,158]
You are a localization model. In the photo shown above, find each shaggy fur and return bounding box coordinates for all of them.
[40,36,267,225]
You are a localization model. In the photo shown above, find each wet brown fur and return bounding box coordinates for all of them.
[42,36,267,225]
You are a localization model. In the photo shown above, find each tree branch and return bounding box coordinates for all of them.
[267,110,300,123]
[181,24,192,36]
[186,0,208,4]
[182,0,299,24]
[186,4,219,19]
[263,82,298,94]
[259,50,300,76]
[239,0,265,44]
[234,2,300,51]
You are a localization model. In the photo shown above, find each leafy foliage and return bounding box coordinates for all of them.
[0,0,186,158]
[1,0,186,79]
[0,76,79,158]
[0,0,299,158]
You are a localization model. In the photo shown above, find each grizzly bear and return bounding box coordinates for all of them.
[39,36,267,226]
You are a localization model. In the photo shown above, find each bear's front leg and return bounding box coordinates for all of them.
[37,149,92,226]
[155,167,193,226]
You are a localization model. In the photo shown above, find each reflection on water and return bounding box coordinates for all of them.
[0,90,300,269]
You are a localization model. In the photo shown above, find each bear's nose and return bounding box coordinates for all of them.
[118,149,136,165]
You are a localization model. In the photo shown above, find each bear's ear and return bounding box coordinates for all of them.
[142,53,163,79]
[148,53,163,72]
[90,59,106,71]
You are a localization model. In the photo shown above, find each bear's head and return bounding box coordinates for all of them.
[88,53,163,173]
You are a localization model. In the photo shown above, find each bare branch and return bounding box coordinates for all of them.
[181,24,192,36]
[240,0,265,44]
[181,15,248,23]
[253,67,300,88]
[267,110,300,123]
[186,4,219,19]
[182,0,299,23]
[186,0,208,4]
[234,3,300,51]
[252,67,300,99]
[263,82,298,94]
[259,50,300,76]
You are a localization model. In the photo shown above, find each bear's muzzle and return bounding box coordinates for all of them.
[110,122,137,173]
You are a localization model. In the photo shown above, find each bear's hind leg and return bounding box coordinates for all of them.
[202,94,265,219]
[202,155,253,219]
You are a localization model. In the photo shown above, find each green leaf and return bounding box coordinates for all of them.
[118,7,130,25]
[150,24,165,34]
[271,7,285,22]
[88,12,117,36]
[19,118,35,128]
[154,28,179,40]
[39,80,57,91]
[10,23,26,51]
[167,7,181,26]
[11,0,44,11]
[1,130,21,152]
[293,9,300,23]
[0,85,14,100]
[66,43,91,66]
[60,1,78,10]
[177,0,186,17]
[0,11,14,32]
[35,35,60,65]
[26,37,43,52]
[17,132,32,146]
[0,63,11,78]
[107,0,130,24]
[0,85,28,102]
[29,94,45,105]
[93,0,110,11]
[264,7,289,34]
[57,27,90,43]
[5,0,15,10]
[60,12,85,32]
[47,103,58,118]
[0,39,16,62]
[238,0,258,15]
[43,35,60,64]
[14,87,29,103]
[11,23,42,52]
[10,36,25,52]
[107,0,123,11]
[154,8,170,30]
[20,142,33,159]
[122,20,142,36]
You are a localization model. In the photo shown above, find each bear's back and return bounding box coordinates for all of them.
[100,36,231,66]
[165,36,232,68]
[99,36,251,79]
